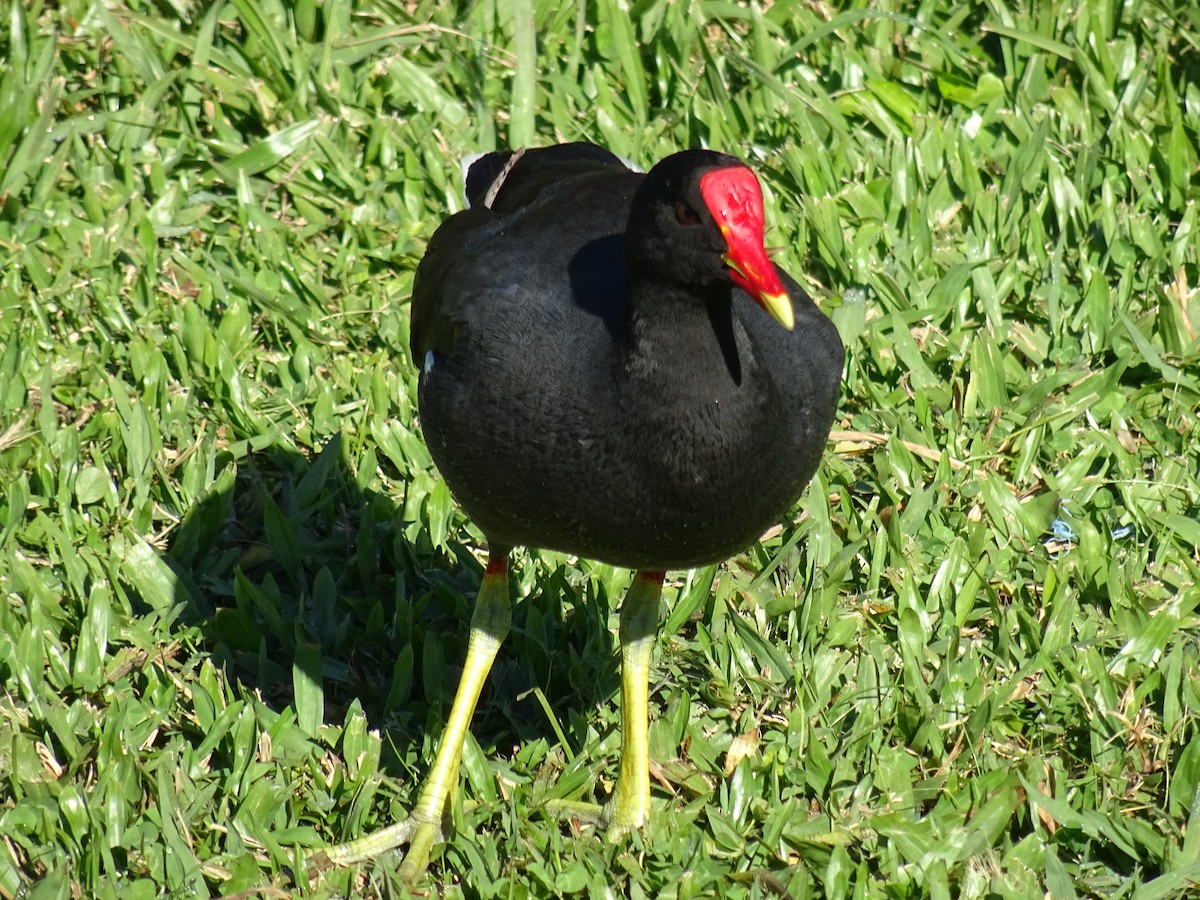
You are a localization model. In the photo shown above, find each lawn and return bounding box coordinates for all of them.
[2,0,1199,897]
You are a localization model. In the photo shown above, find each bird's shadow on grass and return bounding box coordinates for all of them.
[165,433,620,824]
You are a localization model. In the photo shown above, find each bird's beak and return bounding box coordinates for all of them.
[700,166,795,331]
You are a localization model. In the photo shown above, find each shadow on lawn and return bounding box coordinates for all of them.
[164,433,619,804]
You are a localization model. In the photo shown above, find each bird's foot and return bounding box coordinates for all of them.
[544,786,649,843]
[544,572,661,844]
[305,814,444,885]
[306,557,515,888]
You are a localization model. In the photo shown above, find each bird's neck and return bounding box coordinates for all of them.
[621,281,747,388]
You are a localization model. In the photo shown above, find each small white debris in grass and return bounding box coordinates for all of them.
[963,112,983,139]
[37,741,64,779]
[723,728,760,776]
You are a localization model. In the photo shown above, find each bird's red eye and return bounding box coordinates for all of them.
[674,202,701,225]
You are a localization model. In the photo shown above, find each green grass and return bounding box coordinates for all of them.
[2,0,1199,897]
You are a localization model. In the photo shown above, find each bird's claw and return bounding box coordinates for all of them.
[543,794,648,843]
[306,815,445,886]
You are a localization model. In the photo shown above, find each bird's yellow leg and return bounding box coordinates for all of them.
[547,570,663,837]
[309,553,512,883]
[606,570,663,836]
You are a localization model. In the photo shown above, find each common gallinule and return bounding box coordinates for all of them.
[318,142,844,880]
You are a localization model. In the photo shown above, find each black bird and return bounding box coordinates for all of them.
[318,142,844,881]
